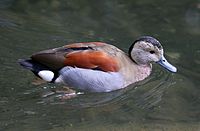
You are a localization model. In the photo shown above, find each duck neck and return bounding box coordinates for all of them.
[135,63,152,82]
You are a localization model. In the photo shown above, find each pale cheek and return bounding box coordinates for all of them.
[150,55,160,62]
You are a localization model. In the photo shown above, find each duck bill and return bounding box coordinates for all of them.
[156,56,177,73]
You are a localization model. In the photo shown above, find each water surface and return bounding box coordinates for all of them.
[0,0,200,131]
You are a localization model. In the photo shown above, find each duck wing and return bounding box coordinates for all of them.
[31,42,120,72]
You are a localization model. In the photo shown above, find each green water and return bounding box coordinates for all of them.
[0,0,200,131]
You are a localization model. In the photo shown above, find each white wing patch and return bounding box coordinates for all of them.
[38,70,54,82]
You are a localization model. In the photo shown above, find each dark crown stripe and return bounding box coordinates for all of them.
[134,36,162,49]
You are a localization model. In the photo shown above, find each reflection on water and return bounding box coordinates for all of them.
[0,0,200,131]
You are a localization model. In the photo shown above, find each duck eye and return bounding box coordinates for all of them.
[149,50,155,54]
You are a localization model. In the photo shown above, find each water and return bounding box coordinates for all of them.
[0,0,200,130]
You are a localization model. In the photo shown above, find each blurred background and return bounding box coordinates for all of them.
[0,0,200,130]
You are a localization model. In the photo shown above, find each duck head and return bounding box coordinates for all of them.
[129,36,177,73]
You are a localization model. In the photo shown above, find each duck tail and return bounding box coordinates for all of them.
[18,59,32,70]
[18,59,40,72]
[18,59,57,82]
[18,58,53,73]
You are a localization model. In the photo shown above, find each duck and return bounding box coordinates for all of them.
[18,36,177,92]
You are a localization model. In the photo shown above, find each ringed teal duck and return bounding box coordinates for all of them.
[19,36,177,92]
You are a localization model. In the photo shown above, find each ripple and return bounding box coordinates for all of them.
[33,66,175,112]
[0,17,18,28]
[134,69,175,109]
